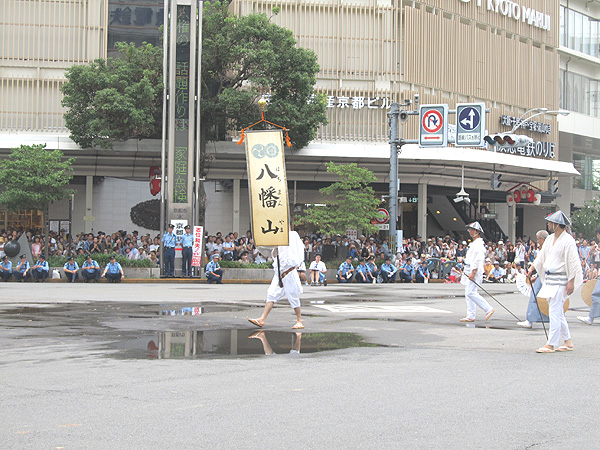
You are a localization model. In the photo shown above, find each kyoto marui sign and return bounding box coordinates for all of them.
[458,0,551,31]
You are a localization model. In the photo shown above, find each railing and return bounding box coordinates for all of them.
[448,196,507,242]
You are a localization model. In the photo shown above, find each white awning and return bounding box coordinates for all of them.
[396,145,580,176]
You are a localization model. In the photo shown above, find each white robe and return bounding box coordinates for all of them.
[534,230,583,297]
[533,230,583,347]
[460,237,493,318]
[460,237,486,286]
[266,231,304,308]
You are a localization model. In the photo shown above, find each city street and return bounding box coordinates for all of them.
[1,282,599,449]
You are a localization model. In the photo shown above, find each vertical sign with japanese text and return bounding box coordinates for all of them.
[191,225,204,267]
[245,130,289,247]
[166,1,201,225]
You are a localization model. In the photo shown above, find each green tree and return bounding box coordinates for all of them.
[571,198,600,241]
[299,162,383,235]
[61,42,163,149]
[0,144,74,256]
[60,3,328,225]
[201,2,327,150]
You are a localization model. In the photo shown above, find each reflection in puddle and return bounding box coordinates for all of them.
[160,305,245,316]
[111,329,383,360]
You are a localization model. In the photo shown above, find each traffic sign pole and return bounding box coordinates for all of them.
[388,103,399,258]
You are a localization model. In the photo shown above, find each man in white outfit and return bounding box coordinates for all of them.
[249,229,305,329]
[527,211,582,353]
[460,222,495,322]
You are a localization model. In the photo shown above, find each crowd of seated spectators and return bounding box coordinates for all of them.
[2,226,598,284]
[0,228,161,266]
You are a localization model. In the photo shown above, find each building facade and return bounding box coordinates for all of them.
[0,0,593,243]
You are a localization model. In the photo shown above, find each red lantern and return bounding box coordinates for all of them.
[513,190,521,203]
[149,166,161,196]
[527,189,535,202]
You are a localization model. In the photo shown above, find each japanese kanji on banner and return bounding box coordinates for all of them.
[191,225,204,267]
[245,130,289,247]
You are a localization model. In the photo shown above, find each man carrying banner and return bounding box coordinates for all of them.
[527,211,583,353]
[249,228,305,329]
[244,128,302,328]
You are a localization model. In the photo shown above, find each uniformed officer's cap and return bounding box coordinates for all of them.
[184,225,190,229]
[211,253,219,259]
[168,224,174,228]
[385,257,391,261]
[367,256,374,261]
[109,255,116,260]
[2,255,8,260]
[68,256,74,261]
[345,256,352,260]
[39,255,45,259]
[315,253,321,257]
[20,254,26,259]
[86,254,92,259]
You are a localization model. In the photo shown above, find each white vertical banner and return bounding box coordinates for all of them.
[245,130,289,247]
[396,230,404,253]
[191,225,204,267]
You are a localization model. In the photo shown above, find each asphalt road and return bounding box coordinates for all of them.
[1,281,599,449]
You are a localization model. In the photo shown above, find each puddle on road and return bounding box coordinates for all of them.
[160,305,246,316]
[0,302,385,359]
[0,302,251,319]
[111,329,383,360]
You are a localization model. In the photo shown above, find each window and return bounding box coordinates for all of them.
[560,70,600,118]
[560,7,600,58]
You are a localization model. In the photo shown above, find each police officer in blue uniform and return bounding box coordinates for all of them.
[398,257,414,283]
[180,225,194,277]
[14,254,31,282]
[162,224,177,277]
[366,257,379,282]
[81,254,101,283]
[380,257,398,283]
[337,256,355,283]
[1,255,12,282]
[63,256,79,282]
[32,254,49,282]
[102,255,125,283]
[205,253,223,284]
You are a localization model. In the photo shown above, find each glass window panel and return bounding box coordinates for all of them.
[583,75,590,115]
[573,154,586,189]
[572,73,582,114]
[560,6,566,47]
[590,80,600,117]
[559,70,565,110]
[583,14,591,55]
[575,11,583,52]
[592,157,600,191]
[590,20,600,58]
[568,9,576,49]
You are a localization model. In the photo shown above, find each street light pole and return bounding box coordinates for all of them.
[388,103,400,256]
[509,108,569,133]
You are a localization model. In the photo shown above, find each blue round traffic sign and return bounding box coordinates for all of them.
[458,107,480,131]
